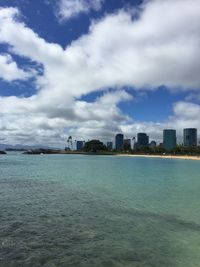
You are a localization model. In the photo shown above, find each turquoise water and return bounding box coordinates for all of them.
[0,153,200,267]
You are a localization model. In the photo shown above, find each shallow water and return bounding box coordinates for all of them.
[0,153,200,267]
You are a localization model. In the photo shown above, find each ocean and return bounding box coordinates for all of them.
[0,153,200,267]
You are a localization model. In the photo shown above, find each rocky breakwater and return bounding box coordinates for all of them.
[23,148,61,155]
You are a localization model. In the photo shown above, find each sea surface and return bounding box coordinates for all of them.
[0,153,200,267]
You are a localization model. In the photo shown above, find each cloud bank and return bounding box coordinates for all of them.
[57,0,104,21]
[0,0,200,146]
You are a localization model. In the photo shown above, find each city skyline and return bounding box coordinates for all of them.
[71,127,199,151]
[0,0,200,147]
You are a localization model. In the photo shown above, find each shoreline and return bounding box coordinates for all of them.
[117,154,200,161]
[8,149,200,161]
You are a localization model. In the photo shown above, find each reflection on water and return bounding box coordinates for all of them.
[0,154,200,267]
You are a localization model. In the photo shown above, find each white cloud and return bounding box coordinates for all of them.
[173,102,200,120]
[0,0,200,146]
[0,90,132,145]
[0,54,30,81]
[57,0,104,21]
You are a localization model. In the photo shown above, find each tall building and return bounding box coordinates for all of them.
[107,141,113,151]
[183,128,197,147]
[115,133,124,151]
[76,141,84,151]
[137,133,149,147]
[149,141,156,148]
[124,139,131,146]
[163,129,176,151]
[124,139,131,150]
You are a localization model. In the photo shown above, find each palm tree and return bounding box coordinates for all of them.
[68,136,72,150]
[132,136,136,148]
[66,138,70,150]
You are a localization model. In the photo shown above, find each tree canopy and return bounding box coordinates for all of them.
[83,140,107,152]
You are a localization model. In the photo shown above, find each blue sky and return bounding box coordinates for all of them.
[0,0,200,146]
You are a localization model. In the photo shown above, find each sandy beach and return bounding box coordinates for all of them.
[117,154,200,161]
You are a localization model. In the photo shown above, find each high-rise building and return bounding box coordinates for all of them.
[163,129,176,151]
[124,139,131,150]
[149,141,156,148]
[76,141,84,151]
[115,133,124,151]
[124,139,131,146]
[107,141,113,151]
[137,133,149,147]
[183,128,197,147]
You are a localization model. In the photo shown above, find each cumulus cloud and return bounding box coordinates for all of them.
[57,0,104,21]
[0,54,31,81]
[0,90,132,145]
[0,0,200,146]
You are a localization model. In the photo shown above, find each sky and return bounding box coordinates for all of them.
[0,0,200,147]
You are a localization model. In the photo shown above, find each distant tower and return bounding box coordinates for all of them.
[76,141,84,151]
[137,133,149,147]
[149,141,156,148]
[124,139,131,150]
[163,129,176,151]
[183,128,197,147]
[115,133,124,151]
[107,142,113,151]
